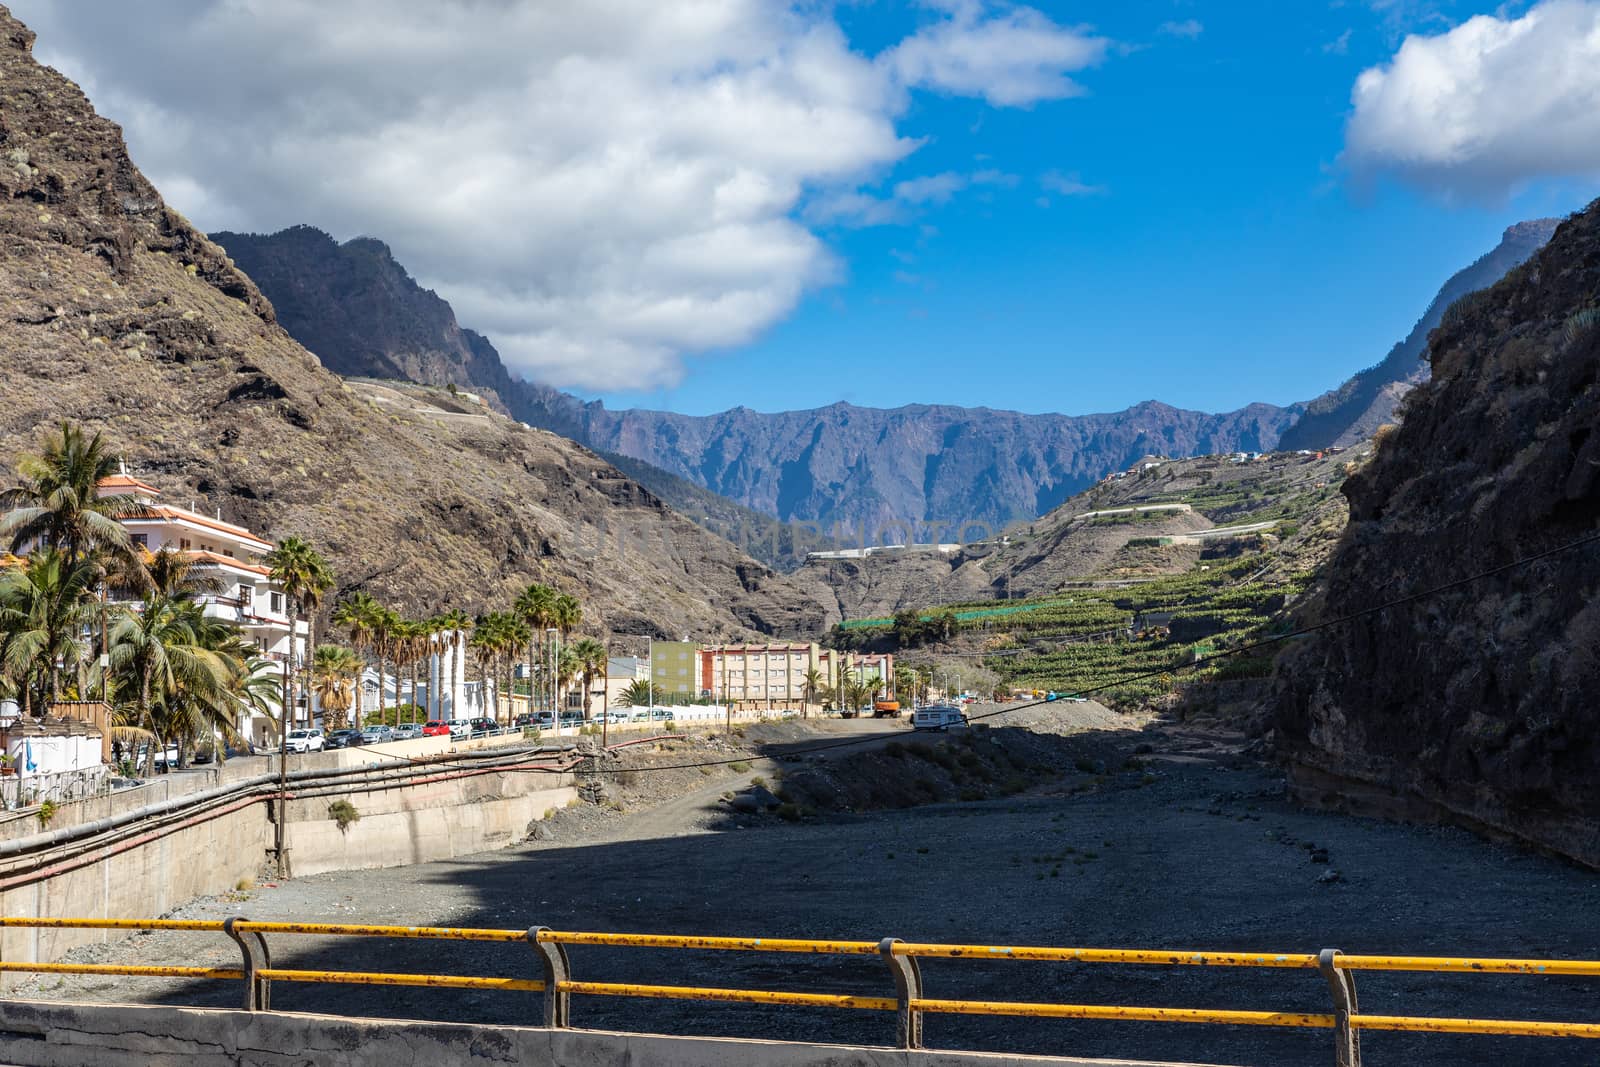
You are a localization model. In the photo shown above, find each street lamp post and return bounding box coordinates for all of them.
[545,628,558,734]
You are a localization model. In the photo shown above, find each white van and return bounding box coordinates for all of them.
[912,705,968,732]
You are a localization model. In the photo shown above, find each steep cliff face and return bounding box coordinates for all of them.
[0,8,822,639]
[1280,219,1559,450]
[1274,203,1600,867]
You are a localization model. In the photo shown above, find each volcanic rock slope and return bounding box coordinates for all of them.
[1280,218,1558,451]
[0,9,821,639]
[1274,201,1600,868]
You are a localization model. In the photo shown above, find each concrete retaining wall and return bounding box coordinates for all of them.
[0,1000,1233,1067]
[0,762,573,977]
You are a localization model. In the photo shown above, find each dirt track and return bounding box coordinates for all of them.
[15,707,1600,1067]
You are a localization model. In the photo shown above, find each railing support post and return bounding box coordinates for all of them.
[1319,948,1360,1067]
[529,926,570,1029]
[880,937,923,1049]
[223,917,271,1012]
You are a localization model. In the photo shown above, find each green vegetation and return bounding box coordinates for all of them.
[328,799,360,832]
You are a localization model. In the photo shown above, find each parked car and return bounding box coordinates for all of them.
[911,705,968,732]
[558,710,584,728]
[285,729,325,753]
[467,717,496,737]
[650,708,673,721]
[324,729,364,749]
[393,723,423,741]
[422,720,451,737]
[532,710,556,729]
[360,724,394,745]
[448,720,471,741]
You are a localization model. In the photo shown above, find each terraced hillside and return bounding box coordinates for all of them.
[827,447,1369,707]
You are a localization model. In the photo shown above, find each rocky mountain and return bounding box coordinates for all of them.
[1280,219,1559,450]
[207,227,1299,534]
[1273,202,1600,868]
[209,225,828,569]
[559,399,1300,532]
[0,8,822,640]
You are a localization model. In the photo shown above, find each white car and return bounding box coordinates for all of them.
[911,705,968,732]
[448,720,471,741]
[284,729,325,753]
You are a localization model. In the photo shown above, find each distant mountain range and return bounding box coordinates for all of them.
[211,215,1556,541]
[1279,218,1558,450]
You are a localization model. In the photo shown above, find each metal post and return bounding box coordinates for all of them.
[529,926,570,1028]
[879,937,923,1049]
[1319,948,1360,1067]
[224,917,272,1012]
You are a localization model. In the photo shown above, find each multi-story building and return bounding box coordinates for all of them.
[697,642,824,709]
[648,641,700,701]
[98,472,306,742]
[818,650,895,700]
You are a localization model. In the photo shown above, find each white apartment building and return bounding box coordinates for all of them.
[99,473,306,743]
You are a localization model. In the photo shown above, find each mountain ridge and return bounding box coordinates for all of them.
[0,6,821,640]
[1279,217,1559,450]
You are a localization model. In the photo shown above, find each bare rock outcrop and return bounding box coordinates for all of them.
[1274,202,1600,867]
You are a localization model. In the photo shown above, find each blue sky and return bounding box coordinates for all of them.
[590,0,1594,417]
[23,0,1600,419]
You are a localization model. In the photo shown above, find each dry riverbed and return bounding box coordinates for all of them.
[15,706,1599,1067]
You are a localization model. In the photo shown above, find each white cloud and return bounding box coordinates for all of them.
[1344,0,1600,197]
[805,166,1025,227]
[885,2,1109,106]
[13,0,1111,390]
[1040,170,1106,196]
[1159,19,1204,38]
[1324,29,1353,55]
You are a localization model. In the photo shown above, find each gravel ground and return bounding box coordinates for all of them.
[14,707,1599,1067]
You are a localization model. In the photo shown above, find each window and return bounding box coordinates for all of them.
[130,533,148,548]
[238,585,253,606]
[270,592,284,614]
[179,538,191,551]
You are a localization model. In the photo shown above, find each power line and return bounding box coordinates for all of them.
[579,526,1600,776]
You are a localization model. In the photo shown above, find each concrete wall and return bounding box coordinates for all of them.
[0,1000,1232,1067]
[282,766,573,879]
[0,763,573,976]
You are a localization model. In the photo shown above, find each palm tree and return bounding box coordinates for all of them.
[311,645,361,731]
[555,644,580,714]
[0,549,101,714]
[571,637,607,719]
[551,593,582,644]
[434,608,471,719]
[802,667,825,720]
[143,547,225,599]
[468,615,500,721]
[264,536,334,732]
[0,421,143,569]
[107,595,233,775]
[364,603,403,726]
[513,583,555,707]
[332,592,378,730]
[614,679,654,707]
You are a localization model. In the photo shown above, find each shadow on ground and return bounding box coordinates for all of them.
[106,717,1600,1067]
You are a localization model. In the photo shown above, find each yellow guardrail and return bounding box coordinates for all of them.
[1,918,1596,1065]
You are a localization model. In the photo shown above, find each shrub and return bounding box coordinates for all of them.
[328,799,360,832]
[37,800,56,827]
[729,761,751,773]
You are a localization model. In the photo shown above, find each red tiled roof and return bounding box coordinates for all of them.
[97,474,163,497]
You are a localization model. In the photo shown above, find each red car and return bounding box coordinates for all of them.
[422,720,451,737]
